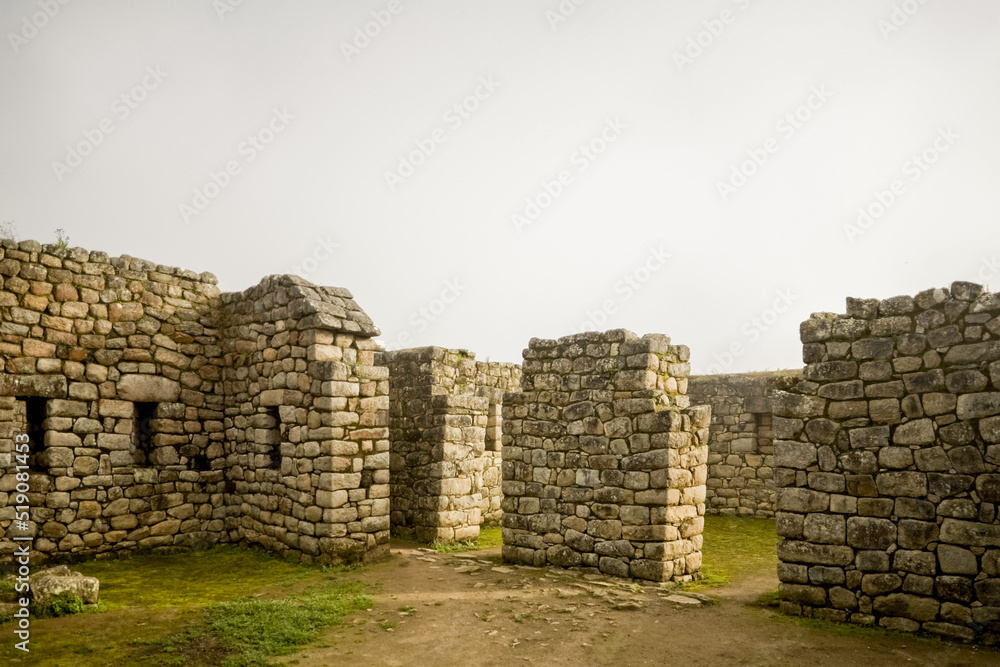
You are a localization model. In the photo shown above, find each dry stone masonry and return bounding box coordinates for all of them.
[501,330,710,582]
[218,275,389,563]
[688,372,800,518]
[380,347,519,543]
[10,237,1000,646]
[0,240,389,566]
[775,282,1000,644]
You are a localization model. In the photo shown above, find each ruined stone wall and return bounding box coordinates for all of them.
[501,330,710,582]
[474,360,522,526]
[0,240,389,566]
[0,240,227,560]
[219,275,389,564]
[381,347,520,542]
[775,282,1000,644]
[688,372,800,518]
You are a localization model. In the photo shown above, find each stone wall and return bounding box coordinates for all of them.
[380,347,520,542]
[218,275,389,564]
[688,371,800,518]
[0,241,228,561]
[475,360,522,525]
[0,240,388,566]
[775,282,1000,644]
[501,330,710,582]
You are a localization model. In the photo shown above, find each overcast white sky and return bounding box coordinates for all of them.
[1,0,998,372]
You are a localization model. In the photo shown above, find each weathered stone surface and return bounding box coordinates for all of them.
[892,419,935,445]
[872,593,939,621]
[775,441,816,470]
[939,519,1000,547]
[778,540,854,566]
[938,545,978,575]
[849,426,890,449]
[846,517,896,550]
[875,472,927,497]
[976,474,1000,502]
[116,374,181,402]
[862,573,902,596]
[803,514,846,545]
[0,374,67,397]
[28,566,100,605]
[771,391,824,418]
[778,488,829,513]
[956,392,1000,420]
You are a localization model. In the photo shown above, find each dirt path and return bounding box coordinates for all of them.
[283,541,999,667]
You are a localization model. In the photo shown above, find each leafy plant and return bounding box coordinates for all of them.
[54,228,69,251]
[35,594,86,618]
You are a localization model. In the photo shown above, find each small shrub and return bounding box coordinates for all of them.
[35,594,86,619]
[54,228,69,251]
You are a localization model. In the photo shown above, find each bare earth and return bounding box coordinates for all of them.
[277,541,1000,667]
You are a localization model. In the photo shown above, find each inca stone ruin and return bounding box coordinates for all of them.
[773,283,1000,644]
[0,239,998,644]
[501,331,708,582]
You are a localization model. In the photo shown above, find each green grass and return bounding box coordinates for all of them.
[203,580,371,666]
[0,545,367,665]
[74,545,320,612]
[755,589,781,608]
[685,515,778,591]
[431,526,502,553]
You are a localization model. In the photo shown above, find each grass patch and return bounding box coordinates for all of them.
[686,515,778,590]
[476,527,503,549]
[431,526,502,553]
[202,580,371,666]
[74,544,320,612]
[0,545,363,665]
[755,589,781,608]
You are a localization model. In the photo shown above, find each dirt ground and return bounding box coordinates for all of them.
[281,540,1000,667]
